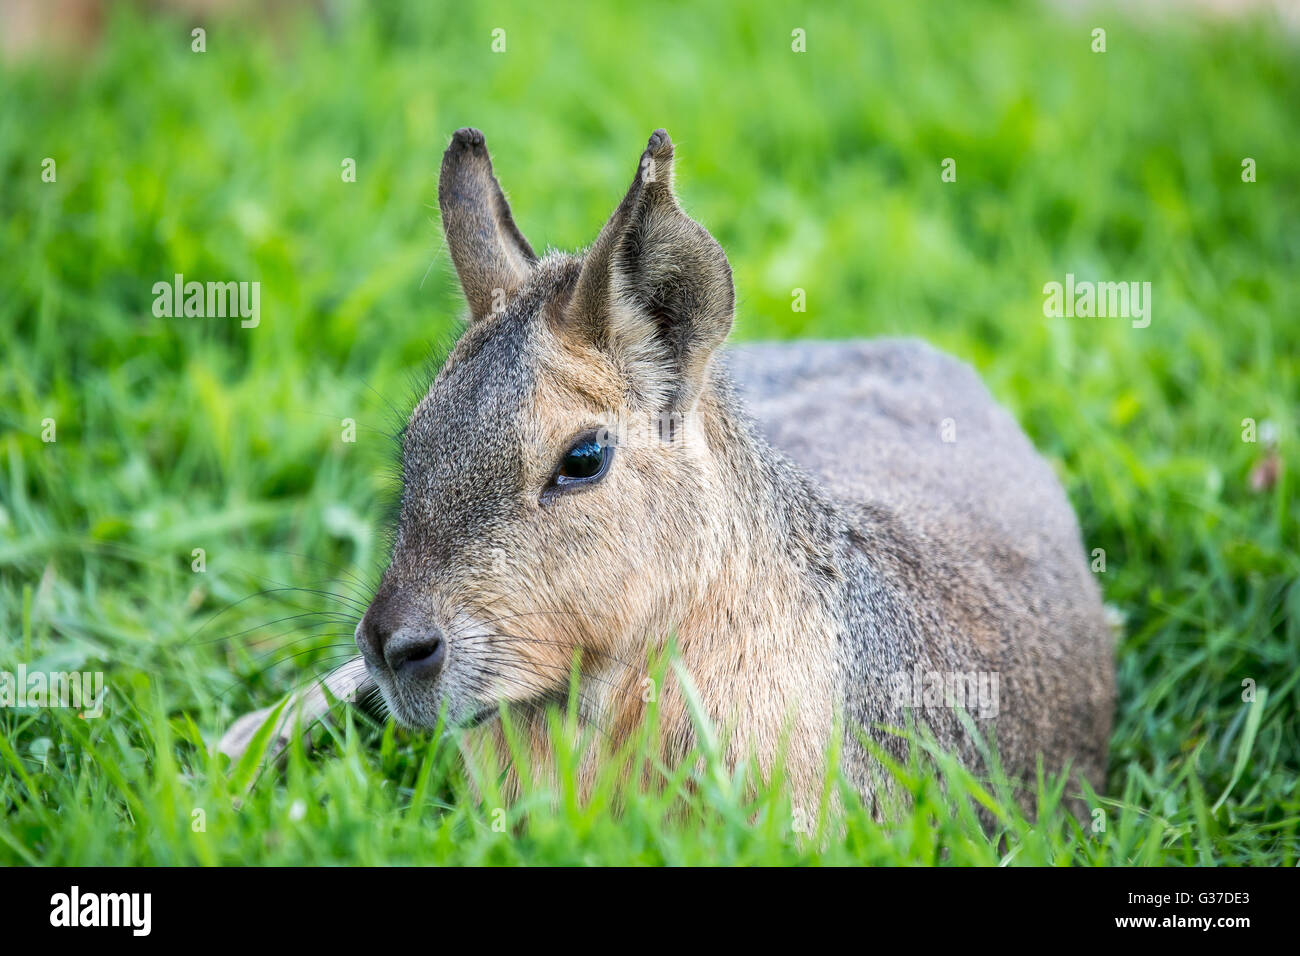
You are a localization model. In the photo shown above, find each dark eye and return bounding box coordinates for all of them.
[560,439,605,479]
[546,433,614,498]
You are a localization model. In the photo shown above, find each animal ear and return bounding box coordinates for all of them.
[567,129,734,412]
[438,127,537,321]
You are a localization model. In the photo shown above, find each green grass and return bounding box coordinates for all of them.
[1,0,1297,865]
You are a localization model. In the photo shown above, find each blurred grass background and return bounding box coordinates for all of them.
[0,0,1297,864]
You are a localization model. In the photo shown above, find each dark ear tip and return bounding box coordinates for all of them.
[646,128,672,156]
[450,127,487,150]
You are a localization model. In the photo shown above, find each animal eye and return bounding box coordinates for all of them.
[546,433,614,498]
[560,439,605,479]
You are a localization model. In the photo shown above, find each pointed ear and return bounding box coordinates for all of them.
[438,127,537,321]
[567,129,734,412]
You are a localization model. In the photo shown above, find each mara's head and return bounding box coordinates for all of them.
[355,127,737,728]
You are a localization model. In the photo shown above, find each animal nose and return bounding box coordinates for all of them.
[383,626,446,678]
[359,612,446,679]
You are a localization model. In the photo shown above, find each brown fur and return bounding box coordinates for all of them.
[221,128,1115,819]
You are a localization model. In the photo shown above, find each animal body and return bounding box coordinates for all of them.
[221,128,1114,816]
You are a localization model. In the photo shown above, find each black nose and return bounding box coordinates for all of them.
[382,626,445,678]
[359,607,446,679]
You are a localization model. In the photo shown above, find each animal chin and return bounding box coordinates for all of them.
[378,683,436,729]
[382,679,495,731]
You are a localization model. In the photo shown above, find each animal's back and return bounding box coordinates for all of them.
[726,339,1070,553]
[724,339,1114,801]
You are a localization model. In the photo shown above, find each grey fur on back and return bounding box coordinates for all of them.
[726,338,1114,806]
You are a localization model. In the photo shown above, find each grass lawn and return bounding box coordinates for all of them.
[0,0,1296,865]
